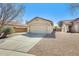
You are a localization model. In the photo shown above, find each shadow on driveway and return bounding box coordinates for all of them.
[44,31,56,38]
[22,31,56,38]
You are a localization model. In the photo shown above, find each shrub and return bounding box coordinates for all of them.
[1,26,15,34]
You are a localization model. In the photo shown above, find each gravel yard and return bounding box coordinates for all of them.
[27,32,79,56]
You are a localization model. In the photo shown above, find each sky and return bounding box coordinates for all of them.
[22,3,79,24]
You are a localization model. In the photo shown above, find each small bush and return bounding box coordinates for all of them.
[1,26,15,34]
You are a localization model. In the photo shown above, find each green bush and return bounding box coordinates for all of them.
[1,26,15,34]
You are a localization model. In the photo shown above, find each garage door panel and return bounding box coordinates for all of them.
[29,25,49,34]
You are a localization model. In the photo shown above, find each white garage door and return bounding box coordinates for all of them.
[29,25,50,34]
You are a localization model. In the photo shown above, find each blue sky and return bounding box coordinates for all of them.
[22,3,79,24]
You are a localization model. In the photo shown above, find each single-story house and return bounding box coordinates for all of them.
[27,17,53,34]
[61,20,72,32]
[0,20,27,33]
[61,18,79,33]
[10,24,27,33]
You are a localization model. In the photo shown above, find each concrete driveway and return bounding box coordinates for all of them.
[0,49,35,56]
[0,33,44,56]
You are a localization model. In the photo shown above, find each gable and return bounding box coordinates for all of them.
[63,20,72,26]
[27,17,53,26]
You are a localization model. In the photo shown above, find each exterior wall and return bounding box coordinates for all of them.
[71,19,79,33]
[13,27,27,33]
[48,25,53,33]
[62,24,69,32]
[71,23,79,33]
[27,19,53,34]
[28,18,52,25]
[62,22,79,33]
[0,24,27,33]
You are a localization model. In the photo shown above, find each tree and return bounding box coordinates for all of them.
[0,3,24,31]
[58,21,63,27]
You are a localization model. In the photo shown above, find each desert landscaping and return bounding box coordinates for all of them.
[27,32,79,56]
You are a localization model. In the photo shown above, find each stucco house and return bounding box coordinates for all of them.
[61,20,72,32]
[8,20,27,32]
[71,18,79,33]
[61,18,79,33]
[27,17,53,34]
[0,20,27,32]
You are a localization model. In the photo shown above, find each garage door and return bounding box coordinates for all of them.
[29,25,49,34]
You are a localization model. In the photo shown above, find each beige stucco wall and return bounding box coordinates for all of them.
[27,19,53,34]
[71,23,79,33]
[62,23,79,33]
[62,24,69,32]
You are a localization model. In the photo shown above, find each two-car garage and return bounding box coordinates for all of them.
[27,17,53,34]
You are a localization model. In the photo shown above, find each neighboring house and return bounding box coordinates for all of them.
[27,17,53,34]
[11,24,27,33]
[71,18,79,33]
[9,20,27,32]
[61,20,72,32]
[0,20,27,32]
[61,18,79,33]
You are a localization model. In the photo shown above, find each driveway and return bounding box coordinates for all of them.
[0,49,35,56]
[0,33,45,56]
[1,32,79,56]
